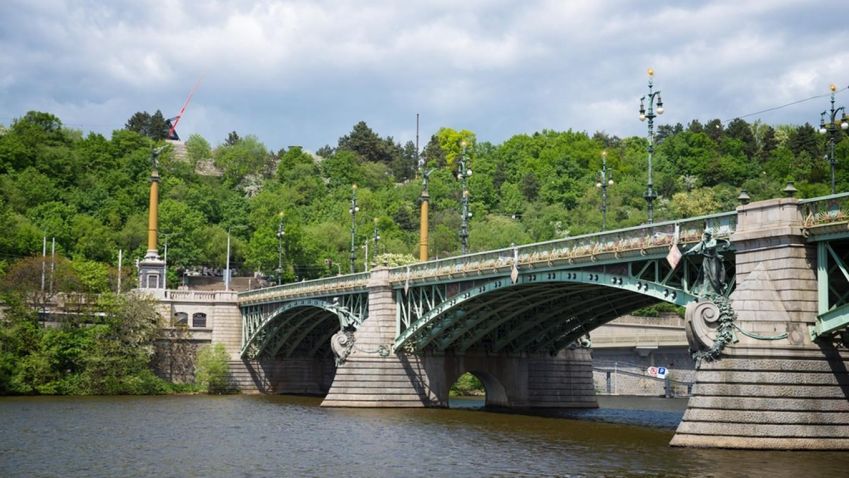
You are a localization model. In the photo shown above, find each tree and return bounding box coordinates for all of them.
[185,134,212,165]
[213,135,272,188]
[705,119,724,142]
[124,112,151,136]
[225,131,241,146]
[337,121,391,164]
[725,118,757,160]
[195,343,232,393]
[124,110,169,140]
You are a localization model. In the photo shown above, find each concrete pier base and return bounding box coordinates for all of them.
[322,268,597,408]
[322,350,597,408]
[229,358,335,394]
[673,197,849,449]
[671,348,849,449]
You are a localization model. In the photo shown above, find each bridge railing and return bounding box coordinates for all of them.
[238,272,370,304]
[799,191,849,230]
[388,211,737,284]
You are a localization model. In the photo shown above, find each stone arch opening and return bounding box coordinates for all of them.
[448,370,508,408]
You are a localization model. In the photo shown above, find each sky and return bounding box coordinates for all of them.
[2,0,848,152]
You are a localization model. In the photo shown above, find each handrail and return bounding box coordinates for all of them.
[238,272,370,303]
[798,191,849,204]
[387,210,737,283]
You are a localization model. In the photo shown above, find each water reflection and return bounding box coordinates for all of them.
[1,395,847,478]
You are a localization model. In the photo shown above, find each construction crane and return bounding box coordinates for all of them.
[165,78,202,141]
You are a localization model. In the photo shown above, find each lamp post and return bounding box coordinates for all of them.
[596,150,614,231]
[818,83,849,195]
[225,225,246,291]
[276,214,285,285]
[225,229,232,291]
[372,218,381,266]
[349,185,359,273]
[639,68,664,224]
[457,141,472,254]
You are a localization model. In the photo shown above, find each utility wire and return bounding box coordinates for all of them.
[725,85,849,123]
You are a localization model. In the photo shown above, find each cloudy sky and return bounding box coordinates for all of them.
[2,0,848,152]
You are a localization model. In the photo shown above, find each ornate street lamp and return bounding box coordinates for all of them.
[349,185,359,273]
[596,150,614,231]
[818,83,849,195]
[457,141,473,254]
[276,213,285,285]
[372,218,381,264]
[639,68,664,224]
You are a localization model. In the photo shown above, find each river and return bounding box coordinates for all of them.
[1,395,847,477]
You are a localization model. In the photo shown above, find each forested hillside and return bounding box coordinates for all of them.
[1,111,847,288]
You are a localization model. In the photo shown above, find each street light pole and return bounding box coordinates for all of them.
[818,83,849,195]
[458,141,472,254]
[639,68,664,224]
[372,218,381,266]
[225,225,246,291]
[349,185,359,273]
[596,150,614,231]
[276,214,285,285]
[225,229,231,291]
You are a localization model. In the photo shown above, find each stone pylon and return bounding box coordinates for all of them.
[672,198,849,449]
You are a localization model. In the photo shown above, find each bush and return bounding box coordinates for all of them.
[195,343,232,394]
[449,372,484,397]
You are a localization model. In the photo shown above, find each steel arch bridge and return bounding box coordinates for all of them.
[236,193,849,360]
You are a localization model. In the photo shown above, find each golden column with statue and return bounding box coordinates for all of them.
[138,146,167,289]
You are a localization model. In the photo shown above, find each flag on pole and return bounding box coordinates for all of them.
[404,266,410,294]
[511,246,519,284]
[666,224,682,269]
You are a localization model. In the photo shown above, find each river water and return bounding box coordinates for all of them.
[1,395,847,477]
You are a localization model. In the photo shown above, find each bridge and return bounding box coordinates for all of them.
[235,194,849,449]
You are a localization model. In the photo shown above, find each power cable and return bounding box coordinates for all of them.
[725,85,849,123]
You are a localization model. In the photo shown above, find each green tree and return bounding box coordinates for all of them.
[195,343,232,393]
[213,135,272,188]
[185,134,212,165]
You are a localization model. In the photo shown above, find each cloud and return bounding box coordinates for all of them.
[1,0,848,150]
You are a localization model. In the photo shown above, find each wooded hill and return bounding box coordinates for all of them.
[1,111,846,288]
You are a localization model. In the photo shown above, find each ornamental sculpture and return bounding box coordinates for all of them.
[686,230,731,296]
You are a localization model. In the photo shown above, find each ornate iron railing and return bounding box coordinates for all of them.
[387,211,737,286]
[800,192,849,229]
[238,273,370,305]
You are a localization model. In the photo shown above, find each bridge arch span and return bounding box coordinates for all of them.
[242,299,362,359]
[395,270,697,355]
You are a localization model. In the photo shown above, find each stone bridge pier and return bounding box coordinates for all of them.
[673,198,849,449]
[322,269,596,408]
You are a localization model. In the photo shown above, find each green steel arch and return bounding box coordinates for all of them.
[394,269,698,354]
[241,298,364,359]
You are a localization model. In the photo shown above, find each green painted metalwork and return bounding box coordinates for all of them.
[230,192,849,358]
[387,210,736,288]
[445,287,586,352]
[240,296,367,358]
[811,303,849,341]
[239,272,370,306]
[260,308,326,359]
[495,291,653,354]
[811,240,849,340]
[393,267,699,353]
[455,288,621,353]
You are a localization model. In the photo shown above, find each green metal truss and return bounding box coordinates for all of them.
[810,240,849,340]
[240,294,367,359]
[393,260,708,354]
